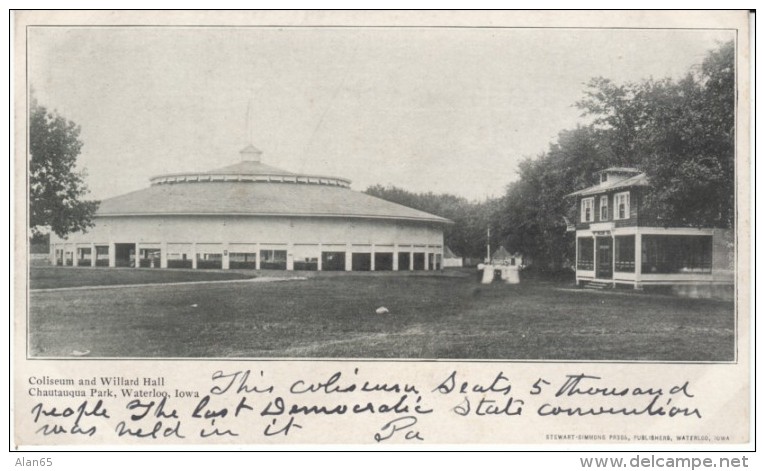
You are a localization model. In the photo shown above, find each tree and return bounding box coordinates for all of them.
[29,95,99,238]
[364,185,500,260]
[498,125,610,270]
[496,41,735,273]
[576,41,735,228]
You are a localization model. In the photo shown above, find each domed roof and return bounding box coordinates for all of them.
[97,148,451,224]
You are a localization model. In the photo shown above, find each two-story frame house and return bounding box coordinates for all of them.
[567,167,733,290]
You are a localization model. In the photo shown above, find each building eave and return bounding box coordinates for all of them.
[566,173,650,197]
[95,212,453,224]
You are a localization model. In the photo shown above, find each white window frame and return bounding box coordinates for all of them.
[581,197,594,223]
[614,191,630,220]
[599,195,609,221]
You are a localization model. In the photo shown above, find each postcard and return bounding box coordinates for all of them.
[12,10,752,447]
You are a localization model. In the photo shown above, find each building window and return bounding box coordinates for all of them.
[196,252,223,269]
[230,252,257,269]
[641,235,713,274]
[351,253,372,271]
[599,195,609,221]
[293,245,318,271]
[397,252,411,270]
[167,245,193,269]
[76,247,92,267]
[260,250,287,270]
[293,258,318,271]
[581,197,594,223]
[614,235,635,272]
[577,237,594,270]
[614,192,630,220]
[139,248,161,268]
[413,253,426,270]
[322,252,346,271]
[374,253,394,271]
[95,246,109,266]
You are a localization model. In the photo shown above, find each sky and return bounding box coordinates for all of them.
[27,26,733,201]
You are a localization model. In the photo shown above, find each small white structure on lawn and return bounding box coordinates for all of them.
[491,246,525,267]
[479,246,522,285]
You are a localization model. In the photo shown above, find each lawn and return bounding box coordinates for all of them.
[27,268,735,361]
[29,266,256,290]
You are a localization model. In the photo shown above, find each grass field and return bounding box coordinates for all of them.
[27,267,735,361]
[30,266,256,290]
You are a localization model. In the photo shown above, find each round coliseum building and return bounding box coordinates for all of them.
[50,146,450,272]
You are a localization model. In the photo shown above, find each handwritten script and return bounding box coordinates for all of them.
[27,370,702,443]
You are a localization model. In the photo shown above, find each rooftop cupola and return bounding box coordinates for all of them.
[240,144,263,162]
[148,145,352,188]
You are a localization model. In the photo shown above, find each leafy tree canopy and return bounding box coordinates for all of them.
[29,95,99,238]
[364,185,501,260]
[499,40,735,270]
[577,40,735,228]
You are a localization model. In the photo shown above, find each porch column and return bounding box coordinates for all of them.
[370,244,376,271]
[108,242,116,268]
[345,243,352,271]
[575,234,579,284]
[49,244,56,265]
[69,243,76,266]
[392,244,399,271]
[255,243,261,270]
[611,235,616,285]
[286,242,294,271]
[90,243,96,267]
[160,242,168,269]
[317,244,323,271]
[634,232,642,290]
[135,242,141,268]
[424,246,429,271]
[409,250,414,271]
[191,243,197,269]
[222,243,230,270]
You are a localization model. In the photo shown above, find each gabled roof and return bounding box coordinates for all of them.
[566,172,649,197]
[491,246,514,260]
[444,246,460,258]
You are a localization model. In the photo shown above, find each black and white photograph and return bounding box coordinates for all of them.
[12,10,752,449]
[25,17,739,361]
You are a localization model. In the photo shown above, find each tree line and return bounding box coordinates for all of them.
[364,185,502,262]
[31,41,734,272]
[366,41,735,270]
